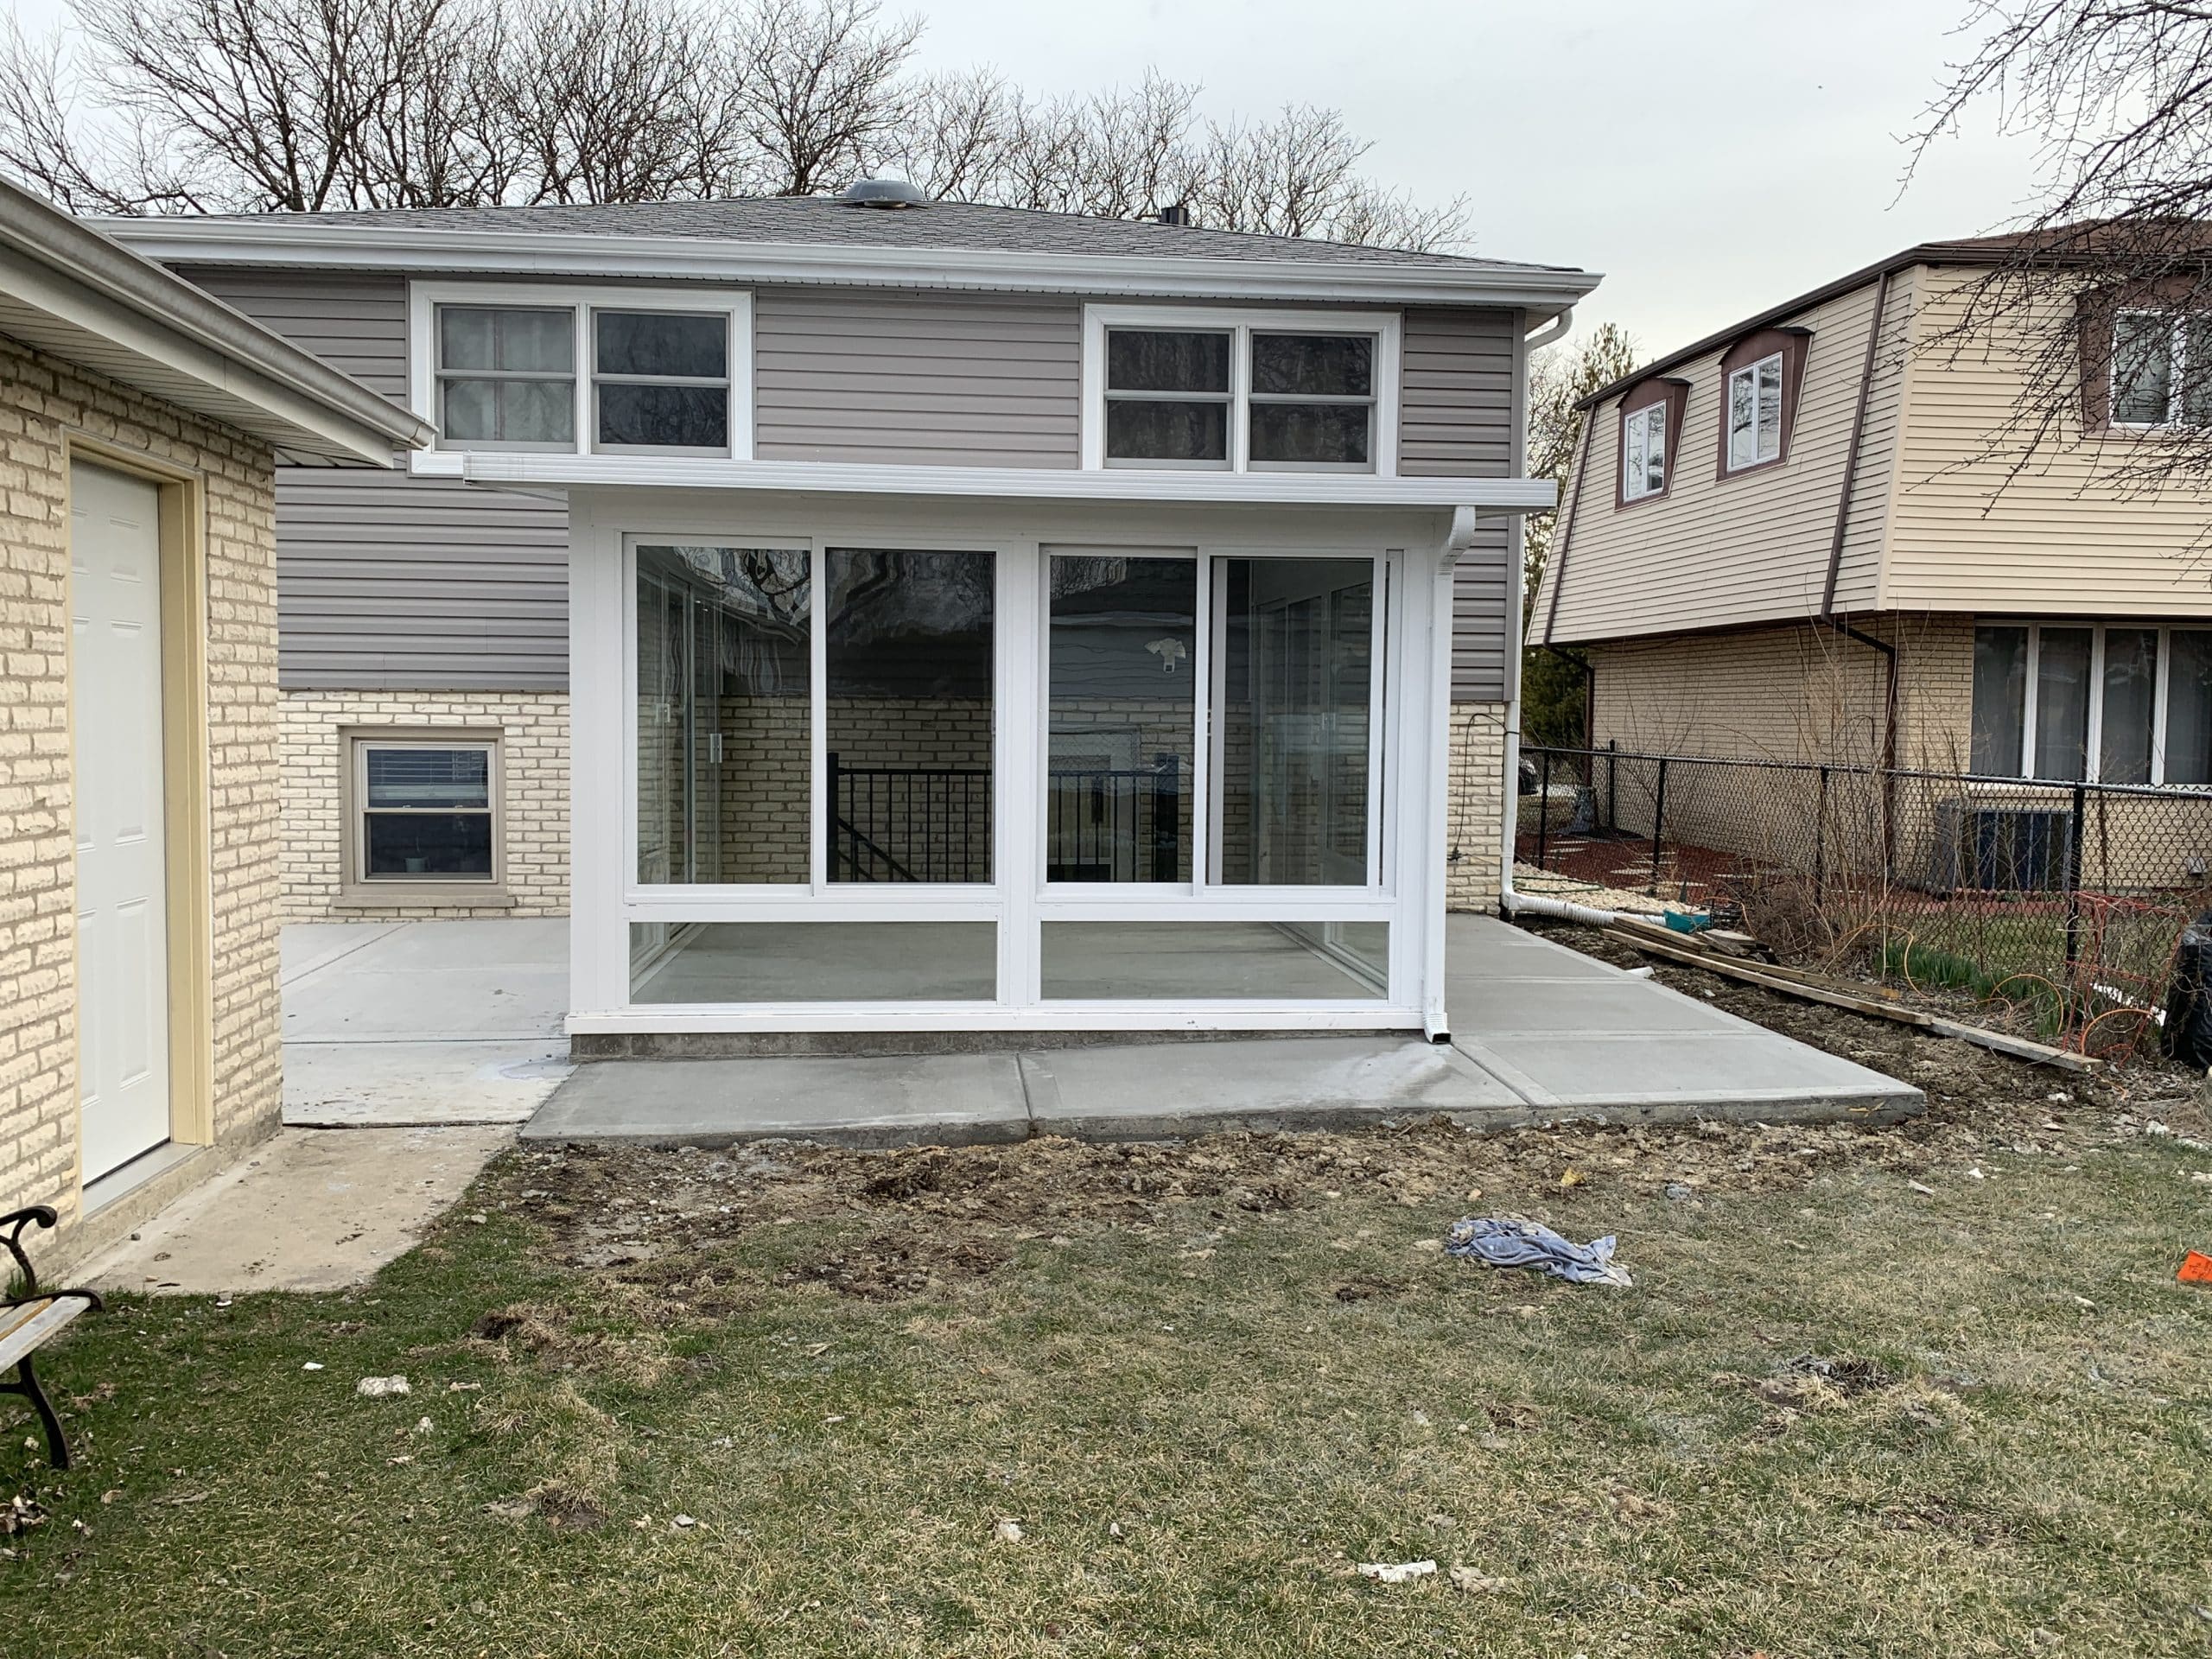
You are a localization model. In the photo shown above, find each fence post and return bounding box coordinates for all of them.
[2063,781,2087,982]
[1605,739,1618,835]
[1535,747,1552,871]
[1649,757,1669,896]
[1812,765,1829,901]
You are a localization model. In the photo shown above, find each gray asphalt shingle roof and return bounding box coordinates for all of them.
[170,194,1580,274]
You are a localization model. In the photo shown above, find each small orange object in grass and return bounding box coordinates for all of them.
[2177,1250,2212,1284]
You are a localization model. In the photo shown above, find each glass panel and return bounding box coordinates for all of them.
[597,383,728,448]
[2100,627,2157,784]
[440,378,574,444]
[1622,408,1647,497]
[634,545,811,885]
[595,311,727,378]
[2113,313,2174,423]
[1727,365,1756,467]
[630,922,995,1002]
[1040,921,1387,1000]
[1972,626,2028,775]
[2033,626,2093,781]
[1755,354,1783,460]
[1106,329,1230,392]
[1211,556,1375,886]
[2185,318,2212,426]
[365,747,488,810]
[2168,630,2212,785]
[826,549,995,883]
[438,307,573,372]
[1047,554,1196,882]
[1105,399,1230,462]
[1643,404,1667,492]
[1249,402,1371,466]
[365,812,492,878]
[1251,334,1373,397]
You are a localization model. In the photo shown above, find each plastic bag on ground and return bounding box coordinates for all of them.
[1443,1217,1631,1287]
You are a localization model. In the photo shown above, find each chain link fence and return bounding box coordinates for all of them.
[1517,743,2212,1057]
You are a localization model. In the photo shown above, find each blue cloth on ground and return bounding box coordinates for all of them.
[1443,1217,1632,1287]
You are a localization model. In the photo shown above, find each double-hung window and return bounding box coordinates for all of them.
[416,286,751,460]
[1087,308,1397,474]
[347,734,501,891]
[1726,351,1784,471]
[1621,401,1667,500]
[1972,620,2212,785]
[2111,309,2212,428]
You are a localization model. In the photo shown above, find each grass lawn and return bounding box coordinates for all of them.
[8,1083,2212,1656]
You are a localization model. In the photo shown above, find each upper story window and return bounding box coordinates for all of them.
[412,283,752,460]
[1084,306,1399,475]
[1621,401,1667,500]
[1726,352,1783,470]
[2111,309,2212,428]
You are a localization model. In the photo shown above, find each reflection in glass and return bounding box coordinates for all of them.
[436,306,575,446]
[1104,329,1231,464]
[2033,626,2093,781]
[2170,631,2212,785]
[631,922,995,1002]
[1048,555,1195,881]
[1971,626,2027,776]
[826,549,995,882]
[635,546,810,885]
[1211,557,1376,885]
[597,383,728,448]
[1040,921,1387,1000]
[2101,627,2158,784]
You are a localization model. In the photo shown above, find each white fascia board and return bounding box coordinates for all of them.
[105,220,1603,315]
[451,449,1555,512]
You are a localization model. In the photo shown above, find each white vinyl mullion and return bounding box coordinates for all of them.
[1230,324,1252,472]
[1202,554,1230,887]
[2086,625,2107,782]
[1190,551,1215,890]
[2021,624,2042,778]
[1001,544,1041,1008]
[808,542,828,893]
[2154,627,2174,785]
[573,308,592,455]
[1364,552,1389,890]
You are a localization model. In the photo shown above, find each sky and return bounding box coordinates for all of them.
[10,0,2050,352]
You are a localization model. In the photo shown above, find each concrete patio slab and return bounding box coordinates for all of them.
[285,1040,573,1127]
[1020,1036,1520,1139]
[521,1053,1033,1148]
[79,1126,512,1294]
[1451,975,1745,1036]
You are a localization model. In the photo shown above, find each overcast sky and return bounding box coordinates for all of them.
[14,0,2048,351]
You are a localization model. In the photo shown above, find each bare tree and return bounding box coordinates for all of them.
[730,0,920,195]
[1909,3,2212,501]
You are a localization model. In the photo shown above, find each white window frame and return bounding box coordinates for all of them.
[407,282,753,463]
[1976,618,2212,785]
[1079,305,1401,477]
[2109,308,2209,429]
[341,728,505,904]
[1725,350,1784,472]
[1621,400,1667,500]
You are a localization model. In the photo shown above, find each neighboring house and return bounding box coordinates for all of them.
[1538,232,2212,788]
[108,188,1595,1045]
[0,178,429,1269]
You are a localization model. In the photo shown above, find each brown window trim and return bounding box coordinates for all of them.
[2076,277,2212,432]
[1613,376,1690,510]
[1714,326,1811,482]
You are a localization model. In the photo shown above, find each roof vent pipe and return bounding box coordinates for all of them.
[1154,202,1191,226]
[839,178,930,208]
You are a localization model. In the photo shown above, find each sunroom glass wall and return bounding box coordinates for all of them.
[634,546,811,885]
[1047,555,1196,882]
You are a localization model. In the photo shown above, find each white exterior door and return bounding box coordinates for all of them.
[71,462,172,1181]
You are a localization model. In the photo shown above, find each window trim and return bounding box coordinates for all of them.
[2107,308,2208,430]
[1974,618,2212,786]
[408,282,753,461]
[1713,326,1810,481]
[1079,304,1401,477]
[1613,377,1688,509]
[338,726,510,907]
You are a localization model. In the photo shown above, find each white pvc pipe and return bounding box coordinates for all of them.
[1501,887,1624,929]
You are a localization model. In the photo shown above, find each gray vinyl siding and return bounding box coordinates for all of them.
[1450,525,1512,702]
[1398,308,1516,479]
[174,265,573,689]
[753,288,1082,467]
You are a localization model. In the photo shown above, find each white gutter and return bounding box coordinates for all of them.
[1520,305,1575,352]
[103,219,1604,315]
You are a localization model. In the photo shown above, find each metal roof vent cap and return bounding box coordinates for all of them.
[839,178,930,208]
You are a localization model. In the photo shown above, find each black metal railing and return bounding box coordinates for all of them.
[1046,753,1183,883]
[1518,742,2212,1055]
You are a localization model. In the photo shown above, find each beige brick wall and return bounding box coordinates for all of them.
[0,334,283,1255]
[278,690,569,920]
[1446,702,1508,911]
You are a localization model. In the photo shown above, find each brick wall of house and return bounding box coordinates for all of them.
[277,690,570,920]
[1446,703,1508,910]
[0,333,283,1255]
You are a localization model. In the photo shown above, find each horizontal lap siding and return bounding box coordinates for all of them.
[753,289,1081,467]
[1399,308,1517,702]
[175,266,573,689]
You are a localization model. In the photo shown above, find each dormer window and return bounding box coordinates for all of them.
[2112,310,2212,427]
[1621,401,1667,500]
[1726,351,1783,470]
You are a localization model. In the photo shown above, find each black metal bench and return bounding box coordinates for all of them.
[2,1207,103,1470]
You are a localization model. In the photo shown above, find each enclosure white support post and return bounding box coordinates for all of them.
[1422,507,1482,1039]
[566,492,628,1027]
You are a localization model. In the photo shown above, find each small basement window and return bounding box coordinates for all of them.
[347,734,502,893]
[1086,307,1398,474]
